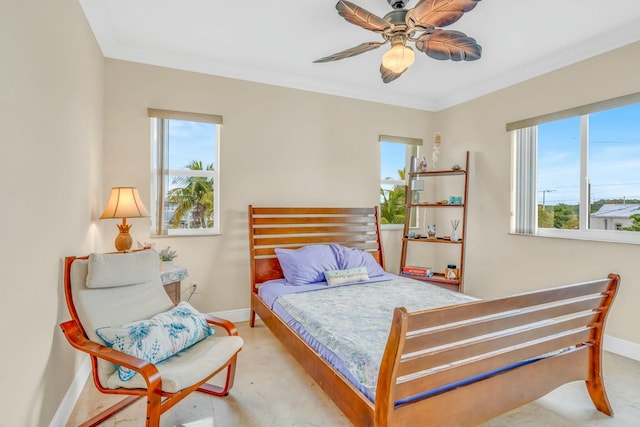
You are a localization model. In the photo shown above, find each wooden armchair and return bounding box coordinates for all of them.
[60,249,243,427]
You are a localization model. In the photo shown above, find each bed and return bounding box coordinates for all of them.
[248,206,619,427]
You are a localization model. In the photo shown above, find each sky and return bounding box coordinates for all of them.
[380,142,407,181]
[538,103,640,206]
[166,120,217,171]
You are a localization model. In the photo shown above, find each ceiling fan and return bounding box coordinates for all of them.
[314,0,482,83]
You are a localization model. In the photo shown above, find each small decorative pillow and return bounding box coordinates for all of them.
[330,244,385,277]
[324,266,369,286]
[96,302,213,381]
[275,245,340,285]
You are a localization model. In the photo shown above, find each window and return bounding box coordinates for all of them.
[379,134,422,228]
[149,109,222,236]
[510,93,640,243]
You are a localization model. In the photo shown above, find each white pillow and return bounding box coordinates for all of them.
[87,250,158,288]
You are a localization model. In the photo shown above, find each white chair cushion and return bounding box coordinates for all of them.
[104,335,244,393]
[69,249,243,393]
[69,251,174,385]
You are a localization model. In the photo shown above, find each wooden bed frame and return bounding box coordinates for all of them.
[248,206,619,427]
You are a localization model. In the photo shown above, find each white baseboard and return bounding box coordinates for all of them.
[48,356,91,427]
[212,308,251,324]
[604,334,640,361]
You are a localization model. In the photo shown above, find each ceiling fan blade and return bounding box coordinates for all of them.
[314,41,386,63]
[407,0,481,29]
[336,0,392,32]
[380,64,406,83]
[415,29,481,61]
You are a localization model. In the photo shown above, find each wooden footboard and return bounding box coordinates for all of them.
[376,273,619,427]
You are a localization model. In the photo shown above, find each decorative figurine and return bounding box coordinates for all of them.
[418,156,428,172]
[427,224,436,239]
[432,133,441,169]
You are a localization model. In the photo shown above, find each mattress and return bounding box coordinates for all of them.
[258,274,479,402]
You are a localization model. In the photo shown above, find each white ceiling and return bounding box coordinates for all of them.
[80,0,640,111]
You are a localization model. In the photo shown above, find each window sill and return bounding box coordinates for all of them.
[380,224,405,231]
[151,231,221,238]
[511,228,640,245]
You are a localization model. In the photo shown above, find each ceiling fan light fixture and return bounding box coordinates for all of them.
[315,1,482,82]
[382,43,415,73]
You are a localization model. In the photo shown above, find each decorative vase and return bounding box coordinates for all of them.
[160,260,174,270]
[450,219,460,242]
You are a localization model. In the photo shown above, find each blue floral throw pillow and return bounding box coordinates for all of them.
[96,302,213,381]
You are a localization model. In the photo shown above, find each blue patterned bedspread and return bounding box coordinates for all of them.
[275,277,477,400]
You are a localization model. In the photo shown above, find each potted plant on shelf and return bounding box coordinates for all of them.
[159,246,177,270]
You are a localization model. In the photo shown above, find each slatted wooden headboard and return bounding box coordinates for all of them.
[248,206,385,292]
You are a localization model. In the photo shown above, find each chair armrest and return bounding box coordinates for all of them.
[59,320,161,389]
[203,314,238,336]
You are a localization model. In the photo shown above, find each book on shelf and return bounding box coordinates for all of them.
[402,266,433,276]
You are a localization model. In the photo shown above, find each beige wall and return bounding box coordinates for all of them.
[0,0,104,425]
[4,2,639,423]
[435,41,640,345]
[102,59,434,312]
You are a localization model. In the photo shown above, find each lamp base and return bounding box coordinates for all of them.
[115,231,133,252]
[114,218,133,251]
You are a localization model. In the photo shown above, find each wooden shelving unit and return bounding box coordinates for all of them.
[399,151,469,292]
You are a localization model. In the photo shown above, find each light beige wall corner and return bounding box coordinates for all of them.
[0,1,104,425]
[434,41,640,346]
[102,59,434,312]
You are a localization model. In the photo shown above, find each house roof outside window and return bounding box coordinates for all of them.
[591,204,640,219]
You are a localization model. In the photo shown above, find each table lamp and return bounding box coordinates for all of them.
[99,187,150,251]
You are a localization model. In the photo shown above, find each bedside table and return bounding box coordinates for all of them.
[160,266,188,305]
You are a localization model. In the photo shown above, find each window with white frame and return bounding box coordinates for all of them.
[379,134,422,228]
[510,93,640,243]
[149,109,221,236]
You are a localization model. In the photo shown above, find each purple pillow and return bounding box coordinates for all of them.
[330,244,385,277]
[275,245,340,286]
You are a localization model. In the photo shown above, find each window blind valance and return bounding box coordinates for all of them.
[148,108,223,125]
[506,91,640,132]
[379,134,423,146]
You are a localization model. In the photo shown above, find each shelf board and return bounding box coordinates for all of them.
[409,203,464,208]
[400,272,460,291]
[403,237,463,244]
[409,170,466,177]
